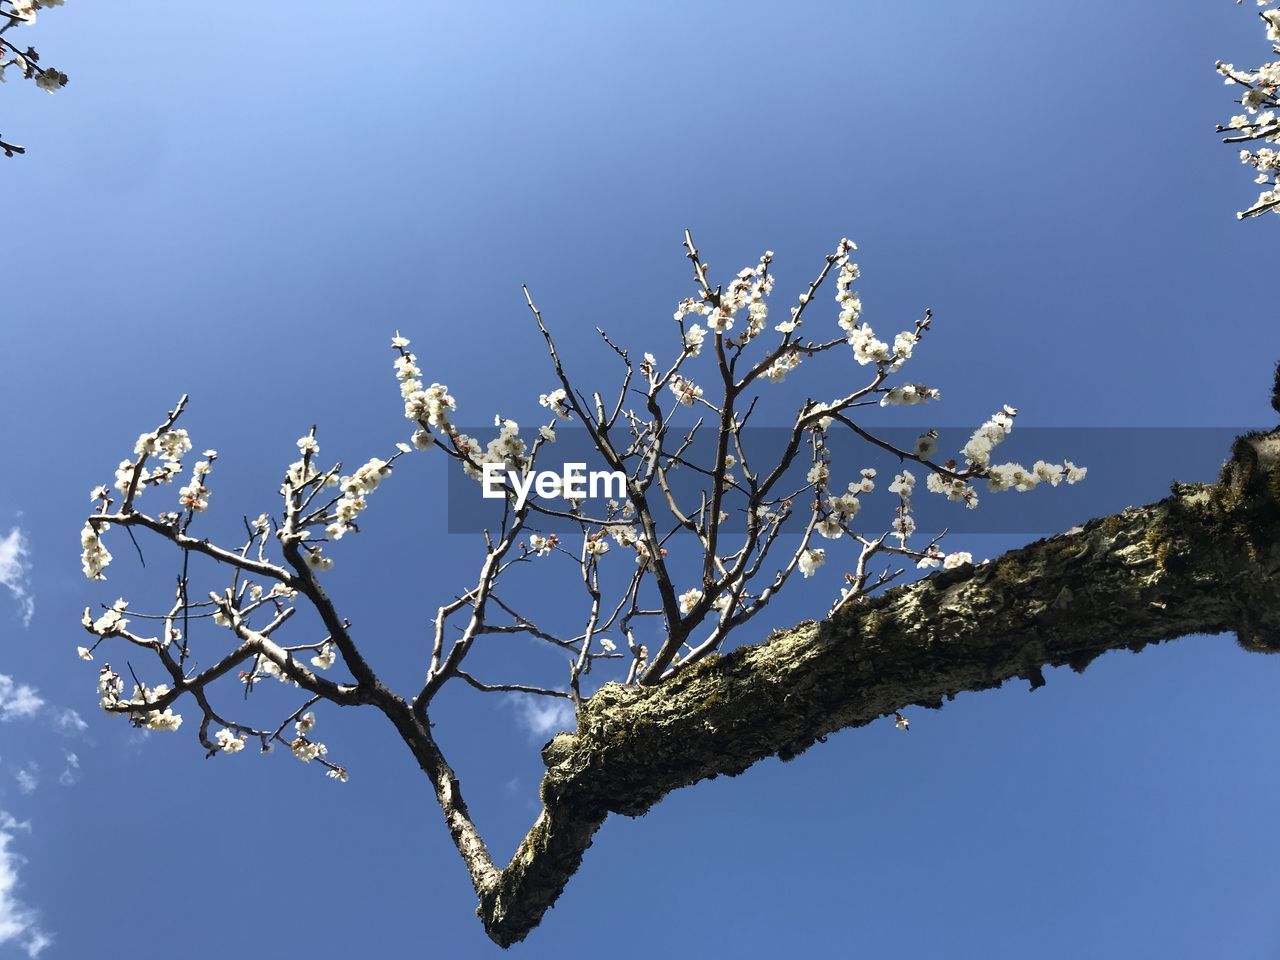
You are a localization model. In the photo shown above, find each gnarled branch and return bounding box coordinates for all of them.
[464,422,1280,946]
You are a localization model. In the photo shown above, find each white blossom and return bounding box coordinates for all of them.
[143,709,183,732]
[816,517,845,539]
[311,643,336,670]
[678,588,703,614]
[798,548,825,578]
[290,738,327,763]
[849,325,891,366]
[880,383,939,407]
[539,388,572,419]
[684,323,707,356]
[528,534,556,557]
[80,522,112,580]
[215,728,246,753]
[669,376,703,407]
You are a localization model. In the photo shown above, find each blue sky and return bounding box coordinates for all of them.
[0,1,1278,957]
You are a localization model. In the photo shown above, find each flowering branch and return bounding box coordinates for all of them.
[80,234,1114,946]
[1218,1,1280,217]
[0,0,69,155]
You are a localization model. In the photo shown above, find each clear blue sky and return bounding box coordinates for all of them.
[1,2,1278,957]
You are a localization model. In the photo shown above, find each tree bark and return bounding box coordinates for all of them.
[473,422,1280,946]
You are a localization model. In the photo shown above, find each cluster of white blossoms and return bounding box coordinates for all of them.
[32,65,66,92]
[97,664,122,710]
[676,251,776,344]
[986,459,1086,493]
[609,523,640,549]
[80,521,112,580]
[113,427,193,497]
[683,323,707,356]
[881,383,940,407]
[962,407,1018,467]
[141,707,182,731]
[924,471,980,509]
[462,417,537,488]
[326,446,393,544]
[678,588,703,615]
[798,547,826,577]
[539,387,572,419]
[527,533,558,556]
[889,470,919,543]
[1,0,69,94]
[284,450,324,490]
[290,712,328,763]
[215,728,246,753]
[242,653,294,685]
[97,667,184,732]
[764,349,802,383]
[669,375,704,407]
[136,427,192,464]
[396,338,550,489]
[888,469,916,498]
[291,740,327,762]
[394,335,457,431]
[833,243,919,373]
[1218,2,1280,217]
[311,642,336,670]
[178,452,216,513]
[76,598,129,661]
[483,417,530,472]
[816,469,875,539]
[834,240,862,328]
[89,429,201,584]
[890,470,974,569]
[956,405,1085,490]
[84,597,128,635]
[847,325,890,366]
[8,0,64,25]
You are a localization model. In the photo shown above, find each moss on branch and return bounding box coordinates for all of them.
[472,423,1280,947]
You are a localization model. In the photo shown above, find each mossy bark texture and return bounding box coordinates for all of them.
[471,427,1280,946]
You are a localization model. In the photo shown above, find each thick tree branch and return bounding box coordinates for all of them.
[469,424,1280,946]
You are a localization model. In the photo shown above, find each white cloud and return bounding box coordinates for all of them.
[0,529,33,627]
[52,709,86,736]
[57,754,78,788]
[509,696,575,739]
[13,767,35,796]
[0,812,51,957]
[0,678,43,722]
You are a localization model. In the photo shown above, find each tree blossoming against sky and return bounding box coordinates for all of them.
[0,2,1278,957]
